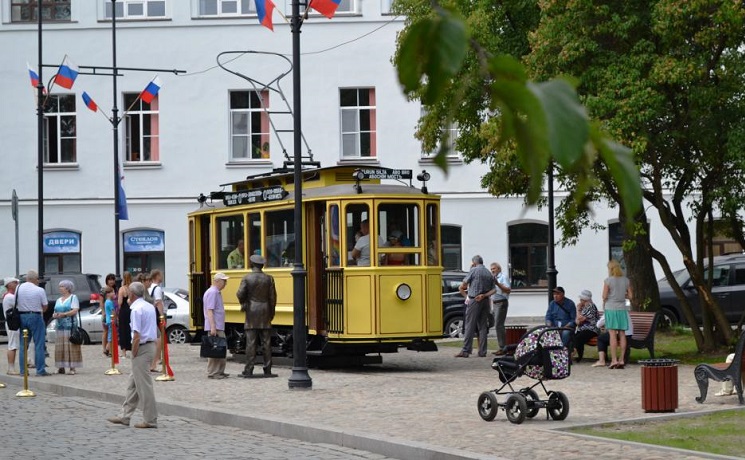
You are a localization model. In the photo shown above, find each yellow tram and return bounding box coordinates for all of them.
[188,164,443,364]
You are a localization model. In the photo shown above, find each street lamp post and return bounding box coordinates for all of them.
[36,0,44,278]
[546,162,557,302]
[111,0,122,285]
[287,0,312,390]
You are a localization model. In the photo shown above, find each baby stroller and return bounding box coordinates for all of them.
[477,325,571,424]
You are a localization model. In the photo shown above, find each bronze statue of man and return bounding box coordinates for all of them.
[237,254,277,378]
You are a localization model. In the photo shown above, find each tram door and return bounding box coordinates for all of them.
[306,202,327,334]
[189,215,211,328]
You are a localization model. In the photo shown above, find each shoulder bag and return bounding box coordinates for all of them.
[5,287,21,331]
[69,297,84,345]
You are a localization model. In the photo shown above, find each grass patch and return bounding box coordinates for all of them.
[438,328,730,365]
[571,409,745,457]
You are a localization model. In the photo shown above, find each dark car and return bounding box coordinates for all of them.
[442,270,495,338]
[657,253,745,326]
[17,273,103,325]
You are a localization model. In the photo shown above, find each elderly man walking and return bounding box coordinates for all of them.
[108,281,159,428]
[204,272,230,379]
[16,270,49,376]
[455,255,496,358]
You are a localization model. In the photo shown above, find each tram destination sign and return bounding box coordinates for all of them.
[223,186,288,207]
[358,168,412,180]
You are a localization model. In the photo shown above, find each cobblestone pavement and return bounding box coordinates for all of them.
[2,336,743,460]
[0,388,393,459]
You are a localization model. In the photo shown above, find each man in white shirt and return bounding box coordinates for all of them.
[108,281,159,428]
[15,270,49,376]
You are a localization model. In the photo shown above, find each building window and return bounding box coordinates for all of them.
[419,107,461,160]
[230,90,270,161]
[340,88,376,158]
[198,0,254,16]
[509,222,548,289]
[380,0,392,15]
[11,0,71,22]
[43,230,81,274]
[124,93,160,162]
[43,94,76,164]
[441,224,461,271]
[608,221,626,271]
[105,0,166,19]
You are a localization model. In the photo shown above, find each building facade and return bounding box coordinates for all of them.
[0,0,688,316]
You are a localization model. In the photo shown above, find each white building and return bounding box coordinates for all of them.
[0,0,687,316]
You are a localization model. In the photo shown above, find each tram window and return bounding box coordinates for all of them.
[216,215,244,269]
[248,213,261,260]
[378,203,420,266]
[329,204,341,267]
[426,204,439,266]
[345,204,370,266]
[265,209,294,268]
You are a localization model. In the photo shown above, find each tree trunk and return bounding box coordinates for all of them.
[620,209,660,313]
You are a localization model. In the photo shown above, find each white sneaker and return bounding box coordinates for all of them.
[714,389,734,397]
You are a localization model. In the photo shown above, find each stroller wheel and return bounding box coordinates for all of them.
[477,392,499,421]
[505,394,527,424]
[519,388,540,418]
[547,391,570,421]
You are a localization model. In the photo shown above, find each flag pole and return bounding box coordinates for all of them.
[111,0,123,285]
[36,0,45,279]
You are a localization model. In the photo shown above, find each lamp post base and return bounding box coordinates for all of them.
[288,367,312,389]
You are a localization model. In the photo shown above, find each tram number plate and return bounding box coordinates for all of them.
[359,168,412,180]
[223,186,288,207]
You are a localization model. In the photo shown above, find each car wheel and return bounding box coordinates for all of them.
[444,316,464,339]
[167,325,190,344]
[81,329,91,345]
[659,308,678,330]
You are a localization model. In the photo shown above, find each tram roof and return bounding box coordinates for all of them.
[193,164,437,213]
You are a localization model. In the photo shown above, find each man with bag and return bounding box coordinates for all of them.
[203,272,229,379]
[545,286,577,347]
[237,255,277,378]
[2,277,20,375]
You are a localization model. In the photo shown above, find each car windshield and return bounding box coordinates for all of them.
[659,269,689,286]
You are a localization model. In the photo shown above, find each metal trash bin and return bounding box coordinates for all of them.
[640,359,679,413]
[505,325,528,347]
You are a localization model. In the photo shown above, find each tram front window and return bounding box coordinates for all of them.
[378,203,420,266]
[265,209,294,268]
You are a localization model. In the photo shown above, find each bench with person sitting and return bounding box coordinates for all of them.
[694,330,745,405]
[590,311,661,365]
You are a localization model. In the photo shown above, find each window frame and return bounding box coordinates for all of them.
[43,94,77,165]
[195,0,255,17]
[440,224,462,271]
[508,221,548,289]
[123,92,160,163]
[229,89,271,162]
[103,0,168,20]
[339,87,377,159]
[9,0,71,23]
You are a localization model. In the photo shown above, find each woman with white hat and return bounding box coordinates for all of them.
[574,289,600,363]
[2,277,20,374]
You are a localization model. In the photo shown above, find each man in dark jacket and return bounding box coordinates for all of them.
[237,255,277,378]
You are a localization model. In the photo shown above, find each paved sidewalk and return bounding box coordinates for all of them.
[2,341,742,460]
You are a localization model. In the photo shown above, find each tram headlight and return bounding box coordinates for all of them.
[396,283,412,301]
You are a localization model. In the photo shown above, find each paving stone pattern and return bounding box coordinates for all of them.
[2,337,740,460]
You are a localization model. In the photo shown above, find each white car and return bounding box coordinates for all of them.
[47,287,191,344]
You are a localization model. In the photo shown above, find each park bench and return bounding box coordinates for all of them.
[585,311,661,361]
[694,330,745,405]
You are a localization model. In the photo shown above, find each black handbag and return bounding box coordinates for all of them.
[200,335,227,359]
[69,303,84,345]
[5,285,21,331]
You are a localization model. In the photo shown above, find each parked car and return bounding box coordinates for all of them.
[19,273,103,326]
[442,270,495,338]
[46,286,191,345]
[657,253,745,326]
[163,287,191,344]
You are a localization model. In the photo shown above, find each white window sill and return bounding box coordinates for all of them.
[42,163,79,171]
[226,160,274,168]
[124,161,162,170]
[337,158,380,166]
[418,156,463,166]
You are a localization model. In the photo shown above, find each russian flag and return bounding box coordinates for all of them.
[255,0,275,31]
[27,63,40,88]
[140,76,161,104]
[81,92,98,112]
[310,0,341,19]
[54,56,79,89]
